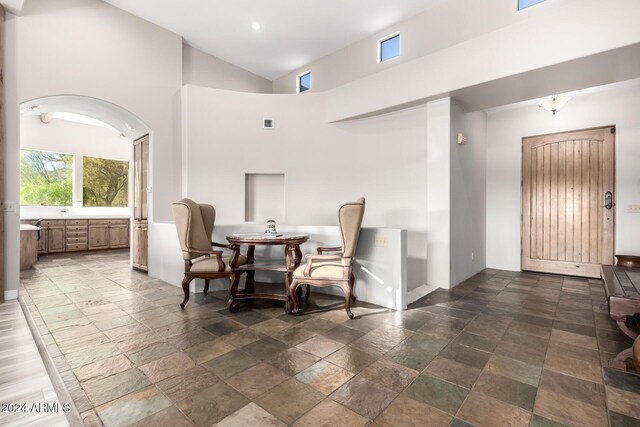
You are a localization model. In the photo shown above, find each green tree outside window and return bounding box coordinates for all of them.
[83,157,129,207]
[20,150,73,206]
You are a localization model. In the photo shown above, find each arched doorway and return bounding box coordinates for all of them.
[14,95,152,296]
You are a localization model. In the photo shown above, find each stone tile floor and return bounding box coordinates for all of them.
[19,249,640,426]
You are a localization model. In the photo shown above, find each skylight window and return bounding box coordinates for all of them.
[297,71,311,93]
[517,0,545,11]
[378,33,400,63]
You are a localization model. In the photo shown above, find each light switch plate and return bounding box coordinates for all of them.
[373,235,388,247]
[3,202,18,212]
[628,204,640,213]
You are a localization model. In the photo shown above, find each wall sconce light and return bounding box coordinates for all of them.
[538,95,571,115]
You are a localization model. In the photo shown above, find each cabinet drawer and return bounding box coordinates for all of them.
[66,243,88,251]
[42,220,66,227]
[67,231,87,239]
[66,219,88,226]
[67,227,89,236]
[66,236,87,243]
[109,219,129,225]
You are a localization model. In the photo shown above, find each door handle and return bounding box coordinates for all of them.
[604,191,613,210]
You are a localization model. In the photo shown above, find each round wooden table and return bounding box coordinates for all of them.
[226,232,309,312]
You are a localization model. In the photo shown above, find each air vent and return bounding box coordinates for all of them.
[263,118,274,129]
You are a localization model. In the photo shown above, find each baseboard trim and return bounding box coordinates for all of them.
[4,290,18,300]
[407,284,437,305]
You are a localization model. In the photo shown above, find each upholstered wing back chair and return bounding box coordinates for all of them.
[172,198,246,309]
[289,197,365,319]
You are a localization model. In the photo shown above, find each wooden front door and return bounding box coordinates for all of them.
[521,126,615,278]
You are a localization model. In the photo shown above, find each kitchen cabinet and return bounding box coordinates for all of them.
[132,220,148,271]
[133,134,149,270]
[20,218,130,254]
[88,222,110,250]
[109,222,130,248]
[66,220,88,252]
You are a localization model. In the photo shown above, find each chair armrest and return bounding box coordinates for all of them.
[303,254,343,277]
[317,246,342,254]
[226,244,242,268]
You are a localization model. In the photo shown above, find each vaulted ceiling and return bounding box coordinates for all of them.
[102,0,445,80]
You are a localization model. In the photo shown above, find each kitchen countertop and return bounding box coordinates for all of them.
[20,225,40,231]
[21,215,131,220]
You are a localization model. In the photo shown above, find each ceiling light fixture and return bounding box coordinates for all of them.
[251,22,261,31]
[538,95,571,115]
[125,122,136,131]
[28,105,41,111]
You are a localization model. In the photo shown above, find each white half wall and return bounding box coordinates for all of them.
[486,82,640,272]
[149,222,408,310]
[181,85,429,291]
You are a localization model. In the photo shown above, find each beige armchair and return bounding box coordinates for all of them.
[289,198,365,319]
[172,198,247,309]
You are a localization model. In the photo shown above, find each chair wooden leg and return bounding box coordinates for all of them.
[610,348,633,371]
[203,280,210,294]
[340,282,354,319]
[180,276,194,309]
[349,274,356,301]
[228,274,240,313]
[289,279,301,315]
[633,335,640,371]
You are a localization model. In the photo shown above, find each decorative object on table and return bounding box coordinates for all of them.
[289,197,365,319]
[265,219,277,235]
[172,198,247,309]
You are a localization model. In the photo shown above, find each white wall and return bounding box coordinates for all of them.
[183,44,272,94]
[4,0,183,297]
[425,98,450,288]
[19,115,131,218]
[450,102,487,286]
[486,82,640,272]
[323,0,640,122]
[182,85,430,291]
[272,0,556,94]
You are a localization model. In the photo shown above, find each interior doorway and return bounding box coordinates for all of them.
[17,95,151,275]
[521,126,615,278]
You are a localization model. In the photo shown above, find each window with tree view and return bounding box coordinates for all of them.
[83,157,129,207]
[20,149,73,206]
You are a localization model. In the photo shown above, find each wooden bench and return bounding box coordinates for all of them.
[601,265,640,370]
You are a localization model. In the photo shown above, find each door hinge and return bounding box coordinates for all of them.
[611,127,616,134]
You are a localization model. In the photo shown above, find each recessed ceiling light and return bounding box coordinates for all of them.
[251,22,261,31]
[125,122,136,131]
[28,105,40,111]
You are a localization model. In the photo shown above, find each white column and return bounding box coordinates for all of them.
[426,98,451,288]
